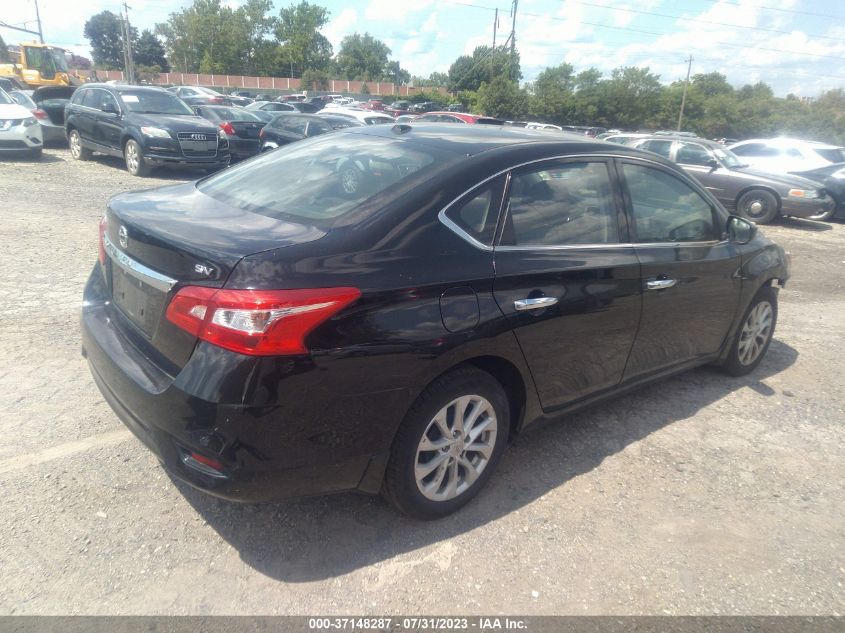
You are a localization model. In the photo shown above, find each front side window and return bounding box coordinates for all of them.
[731,143,779,157]
[638,139,672,158]
[676,142,712,166]
[622,163,717,243]
[502,161,619,247]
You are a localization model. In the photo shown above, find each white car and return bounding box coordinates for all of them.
[327,107,393,125]
[524,122,562,131]
[0,88,43,158]
[727,137,845,174]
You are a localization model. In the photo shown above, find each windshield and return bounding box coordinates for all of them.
[814,148,845,163]
[0,89,12,105]
[9,91,35,108]
[119,91,194,115]
[713,147,746,168]
[197,133,447,224]
[49,48,69,72]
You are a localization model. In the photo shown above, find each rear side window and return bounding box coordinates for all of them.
[676,143,712,166]
[502,162,619,247]
[622,164,717,243]
[731,143,779,157]
[638,139,672,158]
[444,181,502,247]
[81,89,101,108]
[278,117,307,134]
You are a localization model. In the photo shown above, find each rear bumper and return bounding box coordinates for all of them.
[39,123,66,143]
[80,265,401,502]
[780,195,835,219]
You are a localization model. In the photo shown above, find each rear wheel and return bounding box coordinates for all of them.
[124,139,151,177]
[382,367,509,519]
[68,129,91,160]
[737,189,779,224]
[720,286,778,376]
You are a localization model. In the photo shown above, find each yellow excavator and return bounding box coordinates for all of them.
[1,41,82,88]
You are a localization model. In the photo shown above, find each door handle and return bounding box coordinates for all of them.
[646,278,677,291]
[514,296,558,311]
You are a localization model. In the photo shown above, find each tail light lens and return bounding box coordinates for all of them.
[32,109,48,120]
[219,121,235,136]
[209,97,224,104]
[98,216,108,265]
[166,286,361,356]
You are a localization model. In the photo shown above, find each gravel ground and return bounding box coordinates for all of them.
[0,147,843,615]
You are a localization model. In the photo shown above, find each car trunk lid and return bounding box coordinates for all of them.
[102,182,325,369]
[229,120,264,139]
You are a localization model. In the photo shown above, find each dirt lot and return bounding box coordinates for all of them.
[0,147,843,615]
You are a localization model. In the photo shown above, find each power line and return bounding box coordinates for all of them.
[702,0,845,21]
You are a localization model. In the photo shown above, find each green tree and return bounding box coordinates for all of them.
[274,1,332,78]
[692,72,733,97]
[477,76,528,119]
[528,62,575,123]
[447,45,520,92]
[600,66,662,128]
[0,35,10,63]
[385,60,410,85]
[335,33,391,81]
[84,10,134,69]
[135,30,170,72]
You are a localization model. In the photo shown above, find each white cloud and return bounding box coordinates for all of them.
[324,8,359,49]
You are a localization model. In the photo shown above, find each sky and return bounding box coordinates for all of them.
[3,0,845,97]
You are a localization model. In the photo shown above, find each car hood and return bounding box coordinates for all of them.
[0,103,35,119]
[32,86,76,102]
[731,166,823,189]
[124,112,218,133]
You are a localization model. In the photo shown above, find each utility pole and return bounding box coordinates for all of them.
[122,2,136,84]
[677,54,693,131]
[491,8,498,81]
[509,0,518,79]
[33,0,44,43]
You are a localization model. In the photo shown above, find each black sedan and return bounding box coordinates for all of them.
[628,135,835,224]
[193,105,265,161]
[258,113,361,151]
[82,125,789,519]
[791,162,845,220]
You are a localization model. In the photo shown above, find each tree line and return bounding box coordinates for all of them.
[79,0,845,144]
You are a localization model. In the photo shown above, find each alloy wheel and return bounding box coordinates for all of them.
[125,142,139,173]
[414,394,497,502]
[69,132,81,159]
[738,301,773,365]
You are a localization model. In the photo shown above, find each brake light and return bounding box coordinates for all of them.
[219,121,235,136]
[98,216,108,265]
[32,109,48,120]
[209,97,224,104]
[166,286,361,356]
[259,128,264,138]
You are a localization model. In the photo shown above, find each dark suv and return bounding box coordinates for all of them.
[65,84,230,176]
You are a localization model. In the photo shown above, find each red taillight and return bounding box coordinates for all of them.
[219,121,235,135]
[259,128,264,138]
[32,109,48,120]
[98,216,108,265]
[209,97,224,104]
[166,286,361,356]
[189,452,224,471]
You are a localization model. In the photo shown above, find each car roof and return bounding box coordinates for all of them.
[633,135,722,149]
[339,123,659,158]
[735,137,839,149]
[82,83,171,95]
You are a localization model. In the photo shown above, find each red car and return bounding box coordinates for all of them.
[411,111,505,125]
[361,100,386,111]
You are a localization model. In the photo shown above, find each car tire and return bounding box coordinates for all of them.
[737,189,779,224]
[124,139,151,177]
[720,285,778,377]
[382,367,509,520]
[68,129,92,161]
[338,164,363,197]
[29,147,42,160]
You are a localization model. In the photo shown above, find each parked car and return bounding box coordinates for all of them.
[278,93,306,102]
[603,133,651,145]
[410,101,443,113]
[0,88,43,158]
[728,137,845,174]
[65,84,229,176]
[395,114,417,123]
[524,122,562,131]
[361,99,385,111]
[328,108,394,125]
[224,92,253,107]
[628,135,835,223]
[257,113,332,151]
[0,77,26,92]
[192,105,266,161]
[384,100,412,117]
[8,87,72,144]
[412,112,505,125]
[82,124,789,518]
[446,103,464,112]
[168,86,234,107]
[245,101,298,113]
[789,162,845,220]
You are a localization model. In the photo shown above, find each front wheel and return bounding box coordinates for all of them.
[382,367,509,519]
[720,286,778,376]
[124,139,151,177]
[737,189,779,224]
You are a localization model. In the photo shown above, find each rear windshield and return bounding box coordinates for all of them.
[119,91,194,115]
[814,147,845,163]
[204,107,262,122]
[197,133,447,224]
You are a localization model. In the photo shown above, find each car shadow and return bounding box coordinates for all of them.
[778,217,833,231]
[173,339,798,583]
[1,152,63,164]
[90,154,221,181]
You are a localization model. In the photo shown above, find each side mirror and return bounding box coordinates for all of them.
[707,158,719,172]
[728,215,757,244]
[101,101,119,115]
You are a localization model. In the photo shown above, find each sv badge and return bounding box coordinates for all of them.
[194,263,215,276]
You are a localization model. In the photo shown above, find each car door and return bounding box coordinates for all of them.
[93,91,123,153]
[616,159,742,378]
[674,140,733,207]
[74,88,100,146]
[492,158,643,411]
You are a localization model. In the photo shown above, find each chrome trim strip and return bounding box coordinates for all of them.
[495,240,727,252]
[103,233,178,293]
